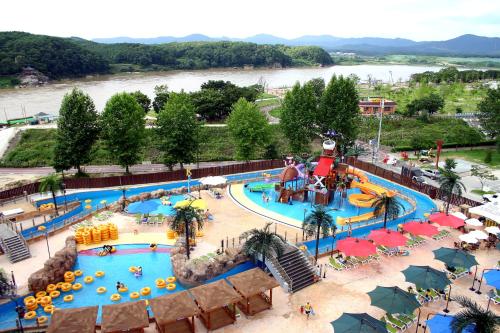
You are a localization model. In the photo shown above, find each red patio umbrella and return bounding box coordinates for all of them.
[337,237,377,257]
[402,221,440,237]
[429,212,464,229]
[368,229,408,247]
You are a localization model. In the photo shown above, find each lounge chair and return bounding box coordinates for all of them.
[446,267,468,279]
[400,312,417,323]
[378,245,394,256]
[395,314,413,327]
[414,236,426,244]
[369,254,381,262]
[328,257,345,271]
[385,314,406,330]
[346,257,360,267]
[381,317,399,333]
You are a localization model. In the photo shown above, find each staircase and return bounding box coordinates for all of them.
[0,225,31,263]
[277,248,317,293]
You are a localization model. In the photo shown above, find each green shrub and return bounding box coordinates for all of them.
[484,150,493,163]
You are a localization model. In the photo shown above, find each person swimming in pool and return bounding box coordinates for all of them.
[134,266,143,278]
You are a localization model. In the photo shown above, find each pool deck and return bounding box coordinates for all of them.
[77,232,177,251]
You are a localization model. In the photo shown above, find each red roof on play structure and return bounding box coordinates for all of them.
[313,156,334,177]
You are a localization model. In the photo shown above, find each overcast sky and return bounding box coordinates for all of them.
[1,0,499,41]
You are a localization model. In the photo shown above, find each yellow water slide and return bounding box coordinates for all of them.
[337,212,376,225]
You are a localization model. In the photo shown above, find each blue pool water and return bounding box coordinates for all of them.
[125,195,185,215]
[0,244,256,329]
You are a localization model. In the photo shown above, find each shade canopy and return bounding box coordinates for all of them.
[468,230,488,240]
[433,247,478,269]
[226,268,279,298]
[101,300,149,333]
[469,203,500,224]
[483,269,500,289]
[368,229,408,247]
[149,291,199,326]
[484,226,500,235]
[174,199,207,210]
[189,279,241,312]
[429,213,465,229]
[337,237,377,257]
[425,314,475,333]
[464,218,483,227]
[459,234,479,244]
[331,313,388,333]
[402,222,439,237]
[199,176,227,186]
[126,200,159,214]
[402,265,451,290]
[47,306,98,333]
[368,286,420,315]
[451,212,467,220]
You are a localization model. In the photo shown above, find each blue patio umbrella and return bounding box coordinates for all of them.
[432,248,478,270]
[402,265,451,291]
[126,200,159,214]
[331,313,388,333]
[368,286,421,315]
[483,269,500,289]
[426,314,475,333]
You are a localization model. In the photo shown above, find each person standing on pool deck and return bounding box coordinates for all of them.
[304,302,313,319]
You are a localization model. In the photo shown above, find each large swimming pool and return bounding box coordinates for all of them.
[0,244,255,330]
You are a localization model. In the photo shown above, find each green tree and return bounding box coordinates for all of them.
[280,83,317,153]
[303,205,335,262]
[306,77,325,102]
[227,98,270,161]
[39,174,62,216]
[484,150,493,164]
[53,88,100,175]
[370,193,405,229]
[101,92,146,173]
[406,93,444,116]
[152,85,170,112]
[240,222,285,267]
[478,87,500,144]
[470,165,498,191]
[156,93,200,170]
[316,75,360,145]
[169,204,203,259]
[0,269,11,297]
[438,159,466,215]
[410,135,434,156]
[463,127,483,150]
[131,91,151,113]
[451,296,499,333]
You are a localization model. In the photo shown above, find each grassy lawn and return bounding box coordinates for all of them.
[439,149,500,168]
[257,92,278,99]
[471,189,496,195]
[269,107,282,118]
[0,76,20,89]
[255,98,281,108]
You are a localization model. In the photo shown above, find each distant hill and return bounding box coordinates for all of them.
[93,34,500,57]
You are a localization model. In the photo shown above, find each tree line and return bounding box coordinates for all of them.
[411,67,500,84]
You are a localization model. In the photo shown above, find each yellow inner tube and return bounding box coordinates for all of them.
[61,283,72,292]
[44,305,55,314]
[56,282,64,289]
[110,293,121,302]
[49,290,60,299]
[63,295,74,302]
[24,296,36,306]
[24,311,37,320]
[166,276,176,283]
[84,276,94,284]
[96,287,107,294]
[129,266,137,273]
[37,316,48,324]
[166,283,176,291]
[64,271,75,279]
[40,296,52,306]
[118,286,128,293]
[140,287,151,296]
[35,291,47,298]
[72,283,83,291]
[46,284,57,293]
[74,270,83,277]
[95,271,105,278]
[155,278,166,288]
[129,292,140,299]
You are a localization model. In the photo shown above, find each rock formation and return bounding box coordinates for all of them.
[27,236,77,292]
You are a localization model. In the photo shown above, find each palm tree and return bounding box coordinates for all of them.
[39,174,62,216]
[303,205,335,262]
[240,222,285,268]
[437,166,465,215]
[451,296,499,333]
[118,186,128,211]
[345,144,366,160]
[169,203,203,259]
[371,193,405,229]
[443,158,458,171]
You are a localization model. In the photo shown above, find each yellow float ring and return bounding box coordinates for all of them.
[140,287,151,296]
[61,283,72,292]
[72,283,83,291]
[24,298,36,308]
[299,245,307,251]
[129,292,140,299]
[44,305,55,314]
[84,276,94,284]
[110,293,121,302]
[166,276,176,283]
[46,284,57,293]
[155,278,166,288]
[56,282,64,289]
[74,270,83,277]
[129,266,137,273]
[36,297,43,304]
[26,304,38,311]
[118,286,128,293]
[166,283,176,291]
[37,316,48,325]
[24,311,37,320]
[35,291,47,298]
[40,296,52,306]
[49,290,60,299]
[96,287,107,294]
[95,271,105,278]
[63,295,73,302]
[64,271,75,280]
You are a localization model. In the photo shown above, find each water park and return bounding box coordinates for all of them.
[0,138,499,333]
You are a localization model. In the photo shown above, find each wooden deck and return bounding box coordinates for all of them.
[237,293,272,316]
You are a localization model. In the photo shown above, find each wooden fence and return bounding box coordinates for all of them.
[0,160,284,201]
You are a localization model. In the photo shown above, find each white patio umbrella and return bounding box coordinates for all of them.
[465,218,483,227]
[484,226,500,235]
[451,211,468,220]
[468,230,488,240]
[199,176,227,186]
[459,234,478,244]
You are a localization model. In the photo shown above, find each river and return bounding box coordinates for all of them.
[0,64,445,121]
